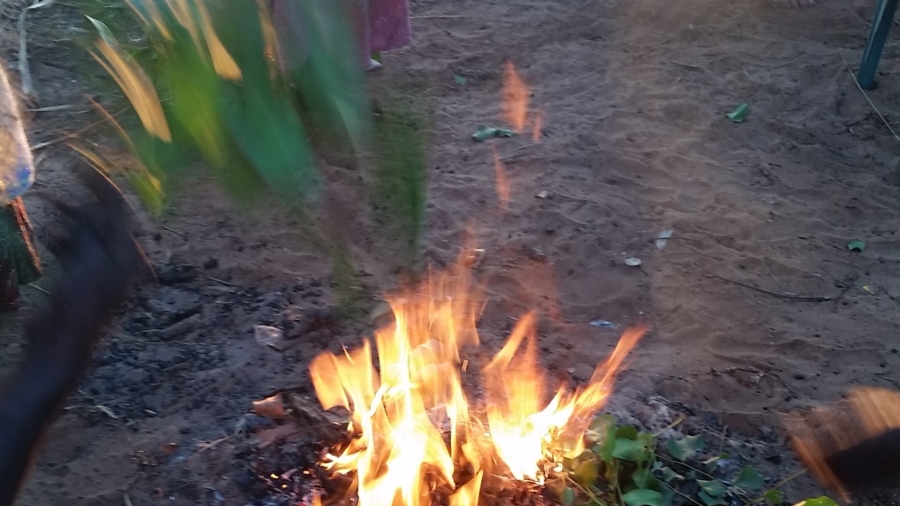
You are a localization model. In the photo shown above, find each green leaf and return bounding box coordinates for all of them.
[658,466,684,482]
[799,498,839,506]
[560,486,576,506]
[726,103,749,123]
[666,435,706,461]
[617,426,639,440]
[698,490,728,506]
[472,125,516,142]
[763,489,784,504]
[601,422,618,464]
[632,468,658,489]
[622,489,664,506]
[734,465,765,490]
[612,437,650,462]
[574,460,600,487]
[847,240,866,252]
[696,479,726,498]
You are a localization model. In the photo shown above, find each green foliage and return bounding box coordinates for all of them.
[666,435,706,462]
[558,415,830,506]
[734,466,765,491]
[73,0,432,311]
[800,498,839,506]
[369,93,429,261]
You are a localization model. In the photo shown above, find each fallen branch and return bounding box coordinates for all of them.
[706,275,833,302]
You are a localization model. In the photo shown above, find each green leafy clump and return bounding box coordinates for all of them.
[554,414,828,506]
[72,0,431,311]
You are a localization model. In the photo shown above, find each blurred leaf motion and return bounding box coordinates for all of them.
[75,0,429,288]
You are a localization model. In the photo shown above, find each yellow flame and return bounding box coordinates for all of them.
[310,252,644,506]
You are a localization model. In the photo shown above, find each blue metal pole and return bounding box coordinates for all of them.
[858,0,900,90]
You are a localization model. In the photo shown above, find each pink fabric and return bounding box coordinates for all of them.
[270,0,410,70]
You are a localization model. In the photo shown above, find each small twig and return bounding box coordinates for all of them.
[17,0,55,99]
[27,283,49,295]
[411,14,469,19]
[717,424,728,455]
[28,104,78,113]
[664,61,703,71]
[206,276,236,287]
[750,469,807,504]
[656,453,718,481]
[563,474,610,506]
[652,415,685,437]
[706,275,833,302]
[192,435,229,457]
[123,493,133,506]
[662,482,704,506]
[161,225,187,238]
[32,109,127,150]
[839,49,900,143]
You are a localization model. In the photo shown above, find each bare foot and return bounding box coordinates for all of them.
[772,0,815,8]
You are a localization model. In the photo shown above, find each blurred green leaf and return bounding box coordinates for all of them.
[726,103,749,123]
[617,426,639,440]
[698,490,728,506]
[472,125,515,142]
[734,466,765,490]
[666,436,706,461]
[561,486,576,506]
[763,489,784,504]
[574,460,599,487]
[801,498,839,506]
[658,467,683,483]
[622,489,664,506]
[612,438,650,462]
[696,480,725,498]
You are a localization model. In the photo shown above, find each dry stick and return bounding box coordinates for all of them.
[32,107,128,150]
[411,14,469,19]
[839,50,900,143]
[17,0,55,99]
[161,225,187,238]
[718,275,833,302]
[706,275,833,302]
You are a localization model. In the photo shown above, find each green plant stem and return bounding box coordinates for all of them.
[563,474,610,506]
[662,482,704,506]
[748,469,807,505]
[655,453,718,481]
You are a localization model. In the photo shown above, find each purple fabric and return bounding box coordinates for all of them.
[270,0,410,70]
[367,0,411,53]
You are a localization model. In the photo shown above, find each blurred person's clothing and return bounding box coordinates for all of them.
[271,0,410,70]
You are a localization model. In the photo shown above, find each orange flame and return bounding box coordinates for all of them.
[492,147,510,209]
[502,62,530,133]
[309,252,645,506]
[532,109,544,143]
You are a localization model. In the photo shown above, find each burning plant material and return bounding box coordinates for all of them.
[308,251,646,506]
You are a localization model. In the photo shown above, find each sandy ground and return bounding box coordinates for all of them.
[4,0,900,503]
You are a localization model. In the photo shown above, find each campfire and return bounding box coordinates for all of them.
[308,251,646,506]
